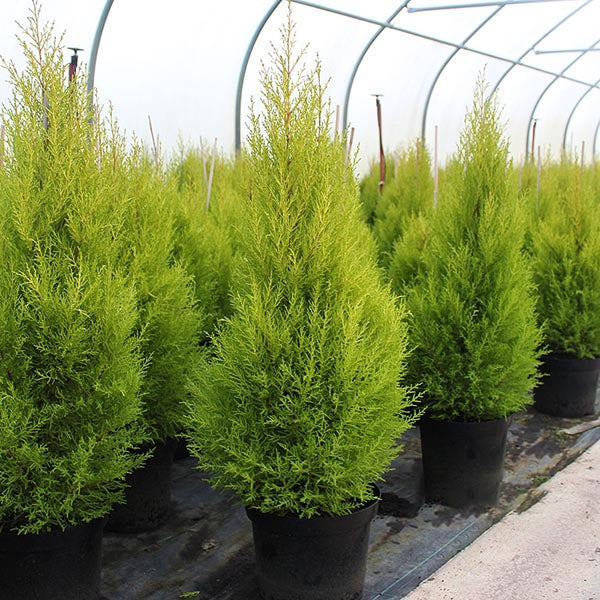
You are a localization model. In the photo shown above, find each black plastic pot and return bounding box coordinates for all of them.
[534,355,600,418]
[173,436,191,461]
[420,417,509,509]
[105,438,176,533]
[0,518,104,600]
[246,489,379,600]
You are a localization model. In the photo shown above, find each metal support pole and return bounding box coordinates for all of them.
[408,0,578,10]
[433,124,439,209]
[87,0,115,99]
[421,7,502,141]
[291,0,600,94]
[524,36,600,161]
[562,77,600,154]
[235,0,282,152]
[490,0,592,97]
[341,2,410,131]
[373,94,385,195]
[68,47,84,82]
[592,118,600,159]
[530,119,537,163]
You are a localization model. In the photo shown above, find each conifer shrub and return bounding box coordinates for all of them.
[405,78,542,422]
[167,146,243,341]
[0,6,146,534]
[186,19,415,518]
[529,158,600,359]
[387,212,431,297]
[373,140,433,269]
[109,147,203,442]
[358,157,395,226]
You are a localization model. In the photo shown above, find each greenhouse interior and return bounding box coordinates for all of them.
[0,1,599,599]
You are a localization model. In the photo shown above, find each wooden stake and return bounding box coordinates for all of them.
[0,122,5,170]
[581,140,585,170]
[536,145,541,203]
[95,101,102,169]
[200,139,208,187]
[433,125,439,209]
[335,105,340,138]
[518,158,523,192]
[205,137,217,212]
[344,127,355,164]
[148,115,160,168]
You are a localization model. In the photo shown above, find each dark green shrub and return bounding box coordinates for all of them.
[186,19,415,517]
[405,78,542,422]
[0,7,145,534]
[530,158,600,358]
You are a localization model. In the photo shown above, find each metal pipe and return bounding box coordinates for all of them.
[489,0,592,97]
[592,118,600,158]
[87,0,115,98]
[235,0,283,151]
[341,1,410,131]
[524,36,600,160]
[420,6,502,141]
[291,0,600,93]
[407,0,577,11]
[530,119,537,161]
[535,47,600,54]
[562,75,600,153]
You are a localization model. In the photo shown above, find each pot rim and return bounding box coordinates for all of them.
[245,484,380,534]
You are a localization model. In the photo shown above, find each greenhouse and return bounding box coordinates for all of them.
[0,1,599,599]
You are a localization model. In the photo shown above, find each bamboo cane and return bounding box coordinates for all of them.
[205,137,217,212]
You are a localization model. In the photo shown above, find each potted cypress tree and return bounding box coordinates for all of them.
[167,146,243,343]
[401,78,542,508]
[530,158,600,417]
[166,146,244,461]
[103,147,203,532]
[0,6,146,598]
[186,15,416,600]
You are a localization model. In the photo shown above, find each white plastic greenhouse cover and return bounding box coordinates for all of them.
[1,0,600,171]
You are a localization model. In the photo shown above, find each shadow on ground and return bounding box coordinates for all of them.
[101,398,600,600]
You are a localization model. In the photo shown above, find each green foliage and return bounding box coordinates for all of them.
[387,212,430,297]
[405,77,542,422]
[529,158,600,358]
[0,6,146,533]
[358,157,395,226]
[110,147,203,441]
[373,140,433,269]
[186,18,415,518]
[166,146,243,341]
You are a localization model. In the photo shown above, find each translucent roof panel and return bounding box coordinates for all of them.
[2,0,600,171]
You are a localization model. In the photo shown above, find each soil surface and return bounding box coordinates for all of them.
[101,397,600,600]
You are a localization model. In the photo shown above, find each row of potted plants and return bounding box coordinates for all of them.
[0,7,205,598]
[1,5,599,600]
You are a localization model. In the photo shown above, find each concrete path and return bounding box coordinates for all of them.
[404,440,600,600]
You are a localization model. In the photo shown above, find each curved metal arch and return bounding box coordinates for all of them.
[341,1,411,132]
[592,117,600,157]
[524,37,600,160]
[562,74,600,153]
[87,0,115,97]
[489,0,593,98]
[420,6,504,142]
[235,0,283,151]
[292,1,600,99]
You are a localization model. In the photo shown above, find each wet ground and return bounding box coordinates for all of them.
[100,401,600,600]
